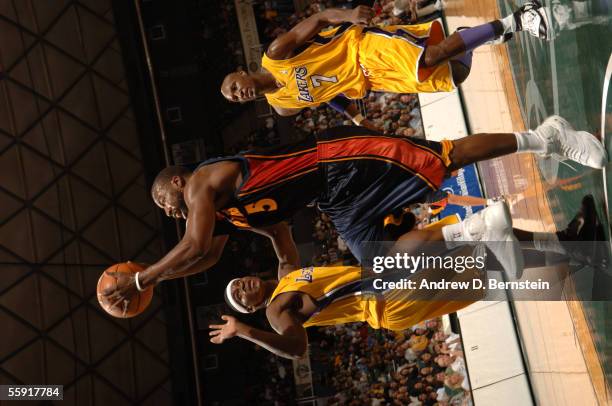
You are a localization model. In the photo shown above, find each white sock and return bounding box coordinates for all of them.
[442,215,484,243]
[442,222,465,242]
[416,3,438,17]
[533,232,567,255]
[514,130,548,154]
[501,13,518,34]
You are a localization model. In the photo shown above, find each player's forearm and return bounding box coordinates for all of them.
[316,8,354,26]
[291,8,353,44]
[140,239,208,286]
[156,235,228,281]
[273,235,300,269]
[447,194,487,207]
[155,253,217,282]
[328,96,370,126]
[344,102,359,120]
[255,223,300,279]
[236,323,307,359]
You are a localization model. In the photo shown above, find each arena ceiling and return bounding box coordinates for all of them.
[0,1,182,404]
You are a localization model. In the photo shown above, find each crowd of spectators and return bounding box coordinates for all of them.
[227,116,282,154]
[293,92,424,139]
[311,212,357,266]
[313,319,472,406]
[243,348,297,405]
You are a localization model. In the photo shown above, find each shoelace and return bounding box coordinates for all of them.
[549,153,579,172]
[466,214,486,242]
[522,10,542,37]
[536,128,581,172]
[537,148,578,170]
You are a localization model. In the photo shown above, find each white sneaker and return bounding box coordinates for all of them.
[464,201,525,278]
[534,115,607,169]
[516,0,553,41]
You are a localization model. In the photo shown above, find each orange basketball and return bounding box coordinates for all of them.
[97,262,153,318]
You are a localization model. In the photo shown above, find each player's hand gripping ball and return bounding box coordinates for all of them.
[97,262,153,318]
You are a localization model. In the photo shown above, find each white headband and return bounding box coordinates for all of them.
[225,278,249,313]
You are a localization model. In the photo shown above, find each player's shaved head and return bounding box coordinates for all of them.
[221,70,258,103]
[151,166,192,220]
[151,166,190,200]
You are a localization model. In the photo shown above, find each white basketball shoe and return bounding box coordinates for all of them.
[446,201,524,278]
[533,115,607,169]
[516,0,553,41]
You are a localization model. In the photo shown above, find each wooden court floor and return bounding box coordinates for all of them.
[443,0,611,404]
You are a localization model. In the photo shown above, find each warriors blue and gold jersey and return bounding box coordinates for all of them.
[196,137,322,229]
[199,126,451,259]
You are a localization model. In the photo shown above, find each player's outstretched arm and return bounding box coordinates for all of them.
[155,235,229,281]
[271,105,304,117]
[100,191,220,306]
[209,311,308,359]
[100,198,218,304]
[100,187,219,307]
[266,6,375,60]
[446,194,487,207]
[252,222,300,279]
[138,190,217,287]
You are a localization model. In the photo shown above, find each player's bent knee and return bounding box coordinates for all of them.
[450,61,470,84]
[423,46,444,68]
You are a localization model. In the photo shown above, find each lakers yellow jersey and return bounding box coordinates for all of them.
[270,265,379,328]
[270,261,478,331]
[262,23,368,109]
[358,21,454,94]
[261,21,454,109]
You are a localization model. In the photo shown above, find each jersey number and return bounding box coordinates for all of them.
[311,74,338,87]
[223,198,279,228]
[244,198,278,214]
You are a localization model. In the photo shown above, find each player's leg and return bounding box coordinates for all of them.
[422,1,551,71]
[449,57,472,85]
[396,193,604,277]
[397,200,523,276]
[447,116,607,171]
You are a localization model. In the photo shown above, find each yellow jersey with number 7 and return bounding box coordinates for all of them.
[261,21,454,109]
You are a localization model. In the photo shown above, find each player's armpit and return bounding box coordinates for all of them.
[272,104,303,117]
[263,307,308,358]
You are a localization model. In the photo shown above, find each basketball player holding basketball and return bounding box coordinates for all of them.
[100,117,606,309]
[220,2,551,125]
